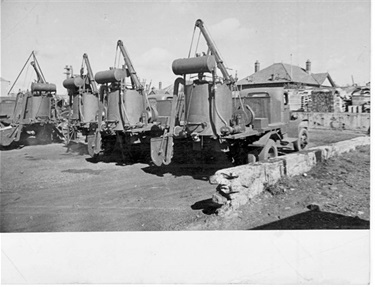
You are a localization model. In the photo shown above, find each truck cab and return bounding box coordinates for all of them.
[237,87,304,139]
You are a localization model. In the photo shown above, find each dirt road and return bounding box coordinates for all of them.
[0,128,369,232]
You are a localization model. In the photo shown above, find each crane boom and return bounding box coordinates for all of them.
[83,53,99,95]
[30,60,46,84]
[195,19,235,85]
[117,40,143,92]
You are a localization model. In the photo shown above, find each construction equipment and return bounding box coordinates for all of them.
[94,40,160,161]
[150,19,308,166]
[62,53,100,156]
[0,51,62,147]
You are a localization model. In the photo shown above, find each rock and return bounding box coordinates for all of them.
[217,184,231,194]
[216,204,234,217]
[212,193,228,205]
[222,172,239,179]
[228,193,248,205]
[209,175,218,184]
[307,204,320,211]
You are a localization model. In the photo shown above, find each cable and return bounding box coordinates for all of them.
[23,63,31,91]
[120,89,131,127]
[114,44,121,69]
[213,95,228,127]
[194,30,202,57]
[80,56,85,76]
[78,93,85,123]
[187,25,197,58]
[8,51,34,94]
[184,83,194,125]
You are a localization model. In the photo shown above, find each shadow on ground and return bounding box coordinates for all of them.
[191,198,222,214]
[141,163,230,181]
[251,210,369,230]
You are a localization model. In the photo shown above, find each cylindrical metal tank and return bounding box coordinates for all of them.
[172,56,216,75]
[31,82,57,93]
[95,69,126,84]
[184,82,232,136]
[82,92,99,123]
[123,89,144,126]
[106,89,123,131]
[63,77,84,90]
[31,95,51,119]
[71,95,80,120]
[106,89,144,130]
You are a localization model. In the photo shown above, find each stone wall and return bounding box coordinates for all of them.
[292,112,370,131]
[210,136,370,215]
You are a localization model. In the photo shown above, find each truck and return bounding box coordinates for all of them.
[150,19,309,166]
[62,53,100,156]
[93,40,160,161]
[0,51,63,147]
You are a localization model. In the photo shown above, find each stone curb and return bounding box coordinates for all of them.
[210,136,370,216]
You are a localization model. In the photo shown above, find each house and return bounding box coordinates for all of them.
[148,81,187,96]
[237,60,337,111]
[148,82,173,95]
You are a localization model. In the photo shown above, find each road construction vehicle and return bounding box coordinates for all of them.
[0,97,17,126]
[94,40,161,161]
[0,51,63,147]
[62,53,101,156]
[150,19,308,166]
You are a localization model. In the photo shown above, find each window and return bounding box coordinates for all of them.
[283,93,289,105]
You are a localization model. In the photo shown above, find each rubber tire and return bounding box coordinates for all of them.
[258,139,278,161]
[293,128,309,151]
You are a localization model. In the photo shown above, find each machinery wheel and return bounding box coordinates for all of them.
[63,124,77,145]
[258,139,278,161]
[293,128,309,151]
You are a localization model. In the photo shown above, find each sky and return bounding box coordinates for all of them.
[1,0,371,95]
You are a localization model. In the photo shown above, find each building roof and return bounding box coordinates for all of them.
[237,63,334,87]
[149,81,189,95]
[311,72,328,84]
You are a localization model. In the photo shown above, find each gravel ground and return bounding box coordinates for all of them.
[0,128,370,232]
[180,145,370,230]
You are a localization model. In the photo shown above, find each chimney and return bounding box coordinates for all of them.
[306,59,311,74]
[255,60,260,73]
[159,81,162,90]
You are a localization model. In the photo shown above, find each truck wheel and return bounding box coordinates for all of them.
[259,139,278,161]
[293,128,309,151]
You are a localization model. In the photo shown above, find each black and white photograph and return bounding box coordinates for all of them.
[0,0,371,284]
